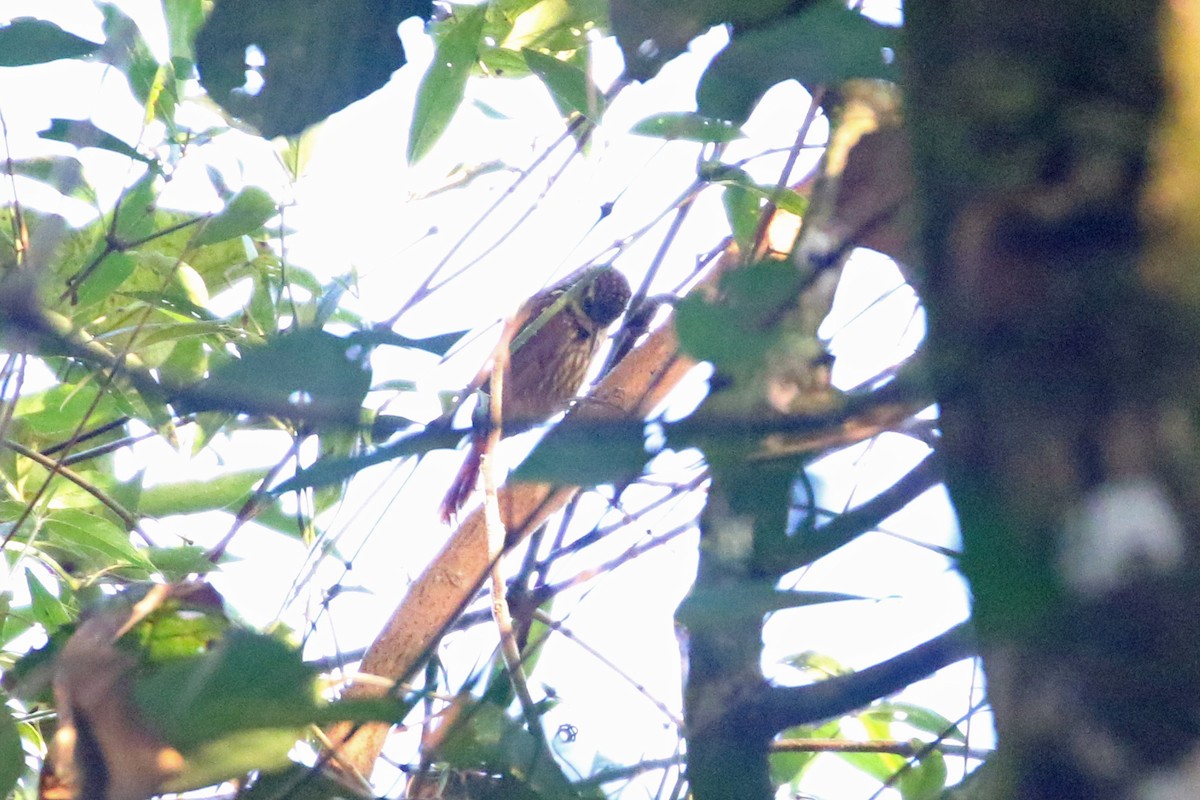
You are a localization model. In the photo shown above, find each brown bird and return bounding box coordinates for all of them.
[439,265,632,522]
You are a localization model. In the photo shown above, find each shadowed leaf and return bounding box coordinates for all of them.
[0,18,100,66]
[196,0,432,138]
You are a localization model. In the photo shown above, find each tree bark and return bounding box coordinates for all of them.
[907,0,1200,795]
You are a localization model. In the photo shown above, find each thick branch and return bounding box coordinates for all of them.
[755,622,976,735]
[325,320,696,777]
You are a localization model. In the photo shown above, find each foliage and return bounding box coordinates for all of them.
[0,2,980,800]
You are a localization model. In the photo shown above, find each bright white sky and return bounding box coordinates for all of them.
[0,1,986,797]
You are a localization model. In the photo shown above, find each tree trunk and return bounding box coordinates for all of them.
[907,0,1200,795]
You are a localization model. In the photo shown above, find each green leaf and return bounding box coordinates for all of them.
[439,701,580,799]
[865,702,966,743]
[273,426,463,495]
[723,184,763,252]
[183,329,372,424]
[0,698,20,800]
[136,469,267,517]
[43,508,154,571]
[135,630,316,748]
[676,584,861,629]
[479,45,532,78]
[15,383,130,440]
[2,155,84,184]
[522,48,603,121]
[841,711,905,781]
[39,119,152,164]
[196,0,433,138]
[408,6,487,163]
[163,0,204,63]
[769,721,840,787]
[512,419,648,486]
[898,748,947,800]
[697,1,900,124]
[146,546,219,580]
[631,112,744,142]
[355,327,469,357]
[99,4,176,122]
[701,162,807,216]
[193,187,277,245]
[160,337,209,386]
[501,0,572,51]
[73,252,136,307]
[25,570,71,633]
[674,259,802,378]
[112,169,161,241]
[0,18,100,66]
[166,729,298,793]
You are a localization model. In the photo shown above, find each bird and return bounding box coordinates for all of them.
[439,265,632,522]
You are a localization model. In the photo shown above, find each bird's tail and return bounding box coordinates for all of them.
[439,436,485,523]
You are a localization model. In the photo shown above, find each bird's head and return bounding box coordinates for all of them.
[577,265,631,327]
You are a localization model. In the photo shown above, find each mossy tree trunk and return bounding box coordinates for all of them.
[907,1,1200,795]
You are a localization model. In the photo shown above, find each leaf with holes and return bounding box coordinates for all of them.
[183,329,372,425]
[697,1,899,123]
[631,112,744,142]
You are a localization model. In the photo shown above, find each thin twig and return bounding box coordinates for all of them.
[1,439,150,544]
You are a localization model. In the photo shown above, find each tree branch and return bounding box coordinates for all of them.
[755,621,976,735]
[325,319,697,777]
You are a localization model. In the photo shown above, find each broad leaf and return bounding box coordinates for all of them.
[523,48,603,121]
[512,418,648,486]
[610,0,796,81]
[0,18,100,66]
[631,112,744,142]
[697,1,900,123]
[196,0,433,138]
[674,259,803,379]
[43,508,154,572]
[408,6,487,163]
[39,119,153,165]
[193,187,277,245]
[136,469,268,517]
[898,749,948,800]
[183,329,372,424]
[723,184,763,252]
[163,0,204,63]
[676,584,861,628]
[701,162,808,216]
[273,426,463,494]
[769,721,841,788]
[25,570,72,633]
[0,698,20,800]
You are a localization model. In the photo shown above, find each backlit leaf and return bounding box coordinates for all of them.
[631,112,744,142]
[523,48,602,121]
[0,700,19,800]
[43,508,154,571]
[25,570,71,633]
[193,187,276,246]
[409,6,487,163]
[39,119,153,164]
